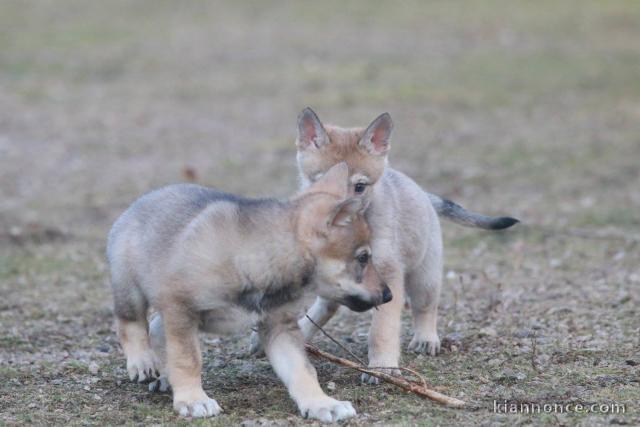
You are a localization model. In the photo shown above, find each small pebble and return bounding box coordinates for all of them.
[444,332,464,342]
[513,329,534,339]
[479,327,497,337]
[96,345,110,353]
[487,358,501,366]
[500,369,526,381]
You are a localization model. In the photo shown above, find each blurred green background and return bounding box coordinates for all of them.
[1,1,638,425]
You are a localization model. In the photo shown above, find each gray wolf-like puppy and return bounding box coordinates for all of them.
[252,108,518,383]
[107,162,390,422]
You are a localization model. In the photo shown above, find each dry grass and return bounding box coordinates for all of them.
[1,1,638,425]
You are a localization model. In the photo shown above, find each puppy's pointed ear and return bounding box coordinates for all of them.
[328,198,363,227]
[359,112,393,155]
[297,107,329,150]
[306,162,349,198]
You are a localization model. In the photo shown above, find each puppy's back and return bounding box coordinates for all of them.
[107,184,242,276]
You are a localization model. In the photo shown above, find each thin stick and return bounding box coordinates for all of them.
[530,332,541,374]
[305,344,465,407]
[368,365,429,390]
[305,315,365,365]
[306,316,428,389]
[306,316,439,395]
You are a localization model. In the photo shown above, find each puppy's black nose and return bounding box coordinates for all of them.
[382,285,393,303]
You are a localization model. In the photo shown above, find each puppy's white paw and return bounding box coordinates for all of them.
[408,333,441,356]
[248,330,265,357]
[126,350,159,382]
[174,396,221,418]
[299,397,356,423]
[148,376,170,393]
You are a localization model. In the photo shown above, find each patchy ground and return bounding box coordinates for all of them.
[1,1,638,425]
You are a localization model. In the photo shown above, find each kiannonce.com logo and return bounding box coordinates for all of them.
[493,400,627,414]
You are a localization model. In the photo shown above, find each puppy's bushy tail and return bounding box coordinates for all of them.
[428,193,519,230]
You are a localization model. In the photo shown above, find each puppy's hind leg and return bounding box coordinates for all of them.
[406,244,443,356]
[112,276,159,383]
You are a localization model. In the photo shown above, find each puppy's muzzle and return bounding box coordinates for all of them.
[344,295,376,312]
[381,284,392,304]
[344,284,392,312]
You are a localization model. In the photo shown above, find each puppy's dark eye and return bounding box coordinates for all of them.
[354,183,366,193]
[357,253,369,265]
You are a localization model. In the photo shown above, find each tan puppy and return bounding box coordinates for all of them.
[107,162,390,421]
[285,108,517,383]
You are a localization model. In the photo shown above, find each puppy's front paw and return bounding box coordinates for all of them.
[360,368,402,385]
[299,397,356,423]
[174,395,221,418]
[408,333,441,356]
[247,330,265,357]
[126,350,160,383]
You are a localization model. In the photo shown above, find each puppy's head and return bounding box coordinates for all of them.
[295,162,391,312]
[295,107,393,199]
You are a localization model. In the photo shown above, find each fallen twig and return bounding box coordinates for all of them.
[368,365,429,390]
[305,316,430,389]
[305,344,465,407]
[306,315,365,365]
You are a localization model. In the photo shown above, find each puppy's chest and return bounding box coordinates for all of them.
[234,267,314,314]
[368,202,427,264]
